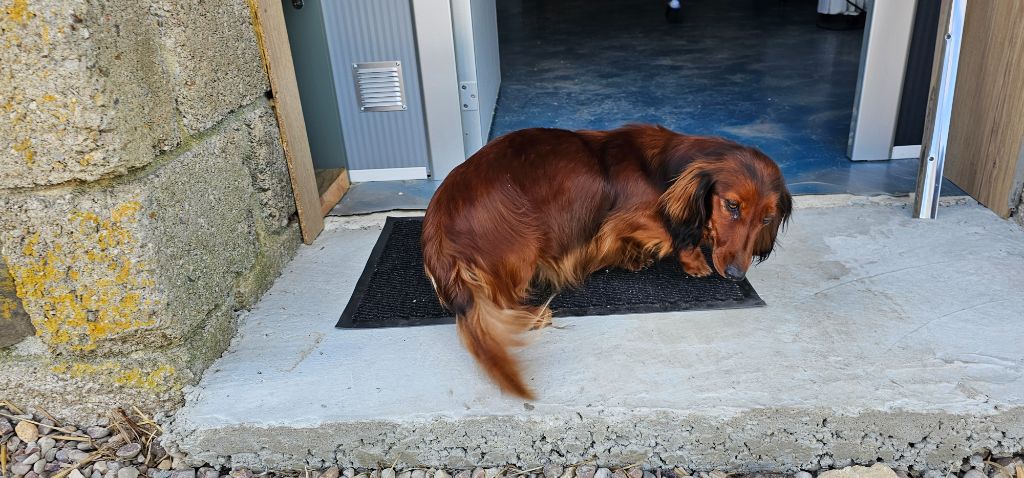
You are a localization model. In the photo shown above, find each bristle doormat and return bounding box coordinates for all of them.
[336,216,765,328]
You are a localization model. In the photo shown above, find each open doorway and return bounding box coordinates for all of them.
[488,0,951,196]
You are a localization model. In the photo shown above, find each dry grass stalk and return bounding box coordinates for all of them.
[36,406,62,428]
[0,412,80,436]
[49,435,93,442]
[509,466,544,476]
[614,463,643,473]
[0,401,23,415]
[1015,464,1023,478]
[2,443,8,478]
[50,451,104,478]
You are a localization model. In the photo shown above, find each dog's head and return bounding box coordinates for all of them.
[661,140,792,281]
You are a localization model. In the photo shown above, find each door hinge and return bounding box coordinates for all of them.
[459,81,479,111]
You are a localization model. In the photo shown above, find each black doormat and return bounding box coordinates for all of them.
[336,217,765,328]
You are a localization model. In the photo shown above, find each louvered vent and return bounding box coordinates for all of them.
[352,61,407,112]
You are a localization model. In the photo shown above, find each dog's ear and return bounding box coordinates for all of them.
[661,162,715,250]
[753,186,792,262]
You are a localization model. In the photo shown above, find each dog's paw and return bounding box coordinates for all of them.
[683,260,712,277]
[679,248,712,277]
[623,256,655,272]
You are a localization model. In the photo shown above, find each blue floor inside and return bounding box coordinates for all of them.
[333,0,967,216]
[490,0,957,196]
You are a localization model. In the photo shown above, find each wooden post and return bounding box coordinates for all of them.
[249,0,325,244]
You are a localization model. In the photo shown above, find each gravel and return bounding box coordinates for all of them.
[2,404,1023,478]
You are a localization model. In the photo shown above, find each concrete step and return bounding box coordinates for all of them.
[166,197,1024,473]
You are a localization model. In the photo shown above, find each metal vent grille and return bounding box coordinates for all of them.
[352,61,407,112]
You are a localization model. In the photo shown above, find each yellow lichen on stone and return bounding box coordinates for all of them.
[114,364,177,392]
[1,296,18,320]
[12,137,34,166]
[4,0,33,25]
[9,202,159,351]
[51,361,179,392]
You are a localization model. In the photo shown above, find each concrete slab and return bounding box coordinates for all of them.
[330,180,439,216]
[167,197,1024,473]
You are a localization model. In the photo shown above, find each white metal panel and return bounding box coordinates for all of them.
[348,167,428,182]
[411,0,467,180]
[451,0,501,157]
[848,0,918,161]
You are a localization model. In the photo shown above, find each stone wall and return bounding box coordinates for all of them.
[0,0,300,421]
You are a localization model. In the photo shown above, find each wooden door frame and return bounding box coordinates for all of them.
[250,0,352,243]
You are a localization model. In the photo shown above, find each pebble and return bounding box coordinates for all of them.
[158,460,173,470]
[611,471,627,478]
[990,472,1011,478]
[970,455,985,468]
[322,467,341,478]
[626,469,643,478]
[120,468,142,478]
[595,469,612,478]
[485,469,502,478]
[471,468,485,478]
[15,421,40,442]
[344,470,356,478]
[454,472,470,478]
[38,435,56,453]
[230,470,251,478]
[26,471,40,478]
[560,468,577,478]
[382,470,397,478]
[12,463,33,475]
[577,466,597,478]
[71,470,87,478]
[87,427,111,439]
[0,418,13,434]
[997,458,1023,468]
[45,447,58,461]
[965,470,987,478]
[38,418,54,435]
[642,472,655,478]
[435,472,451,478]
[170,470,197,478]
[117,443,144,460]
[399,471,412,478]
[69,450,92,462]
[671,469,690,478]
[544,466,564,478]
[198,468,219,478]
[794,472,812,478]
[23,452,42,465]
[412,470,426,478]
[34,458,47,474]
[80,441,98,451]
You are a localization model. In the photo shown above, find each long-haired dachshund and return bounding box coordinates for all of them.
[422,125,792,399]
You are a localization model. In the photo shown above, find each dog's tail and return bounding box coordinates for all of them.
[455,287,536,400]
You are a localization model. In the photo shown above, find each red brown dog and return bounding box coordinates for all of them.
[422,125,792,399]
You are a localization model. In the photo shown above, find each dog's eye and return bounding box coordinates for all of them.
[762,217,773,225]
[725,201,739,212]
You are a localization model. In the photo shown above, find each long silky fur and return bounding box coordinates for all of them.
[422,125,791,399]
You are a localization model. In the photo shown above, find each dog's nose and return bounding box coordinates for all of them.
[725,264,745,281]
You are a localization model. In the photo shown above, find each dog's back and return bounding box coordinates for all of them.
[421,127,663,398]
